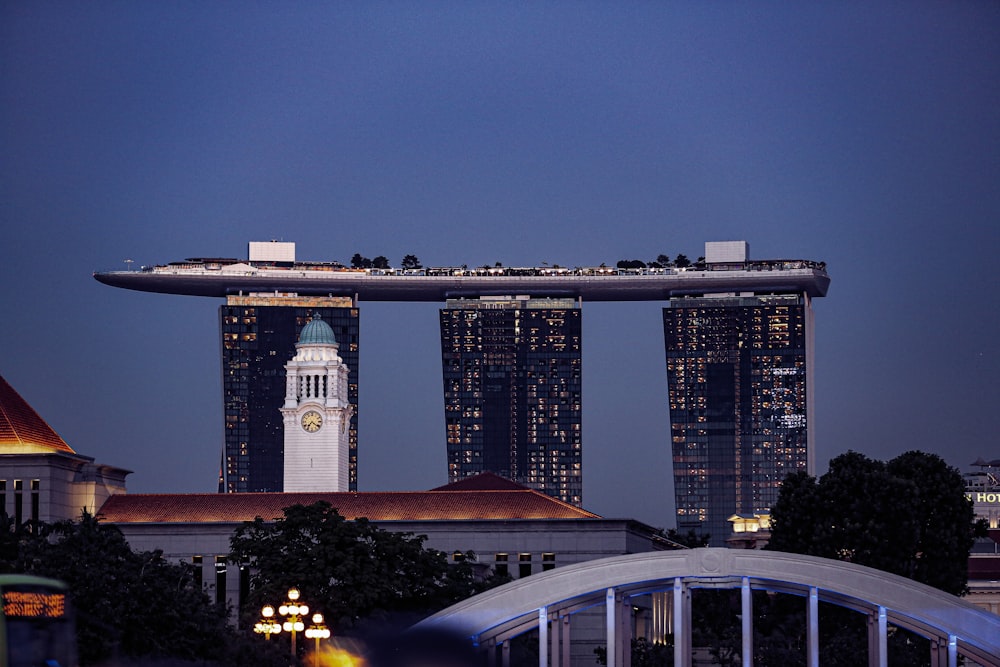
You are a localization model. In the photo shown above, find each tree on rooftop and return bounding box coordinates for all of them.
[371,255,391,269]
[350,253,372,269]
[401,254,422,270]
[674,254,691,268]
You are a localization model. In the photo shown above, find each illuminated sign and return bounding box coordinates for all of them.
[967,492,1000,504]
[772,368,799,376]
[2,590,66,618]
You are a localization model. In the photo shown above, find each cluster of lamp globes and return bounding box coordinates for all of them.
[253,587,331,643]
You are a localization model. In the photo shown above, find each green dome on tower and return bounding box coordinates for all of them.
[297,316,337,345]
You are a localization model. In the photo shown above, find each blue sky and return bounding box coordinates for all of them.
[2,2,998,528]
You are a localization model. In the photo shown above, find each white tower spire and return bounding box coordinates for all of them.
[281,314,352,491]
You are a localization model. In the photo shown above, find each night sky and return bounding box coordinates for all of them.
[2,3,998,529]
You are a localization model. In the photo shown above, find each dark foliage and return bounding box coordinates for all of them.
[401,254,422,270]
[0,512,247,666]
[768,450,975,596]
[229,502,507,635]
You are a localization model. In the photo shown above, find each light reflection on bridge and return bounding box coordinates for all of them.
[417,548,1000,667]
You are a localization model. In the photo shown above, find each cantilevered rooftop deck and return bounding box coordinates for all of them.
[94,258,829,301]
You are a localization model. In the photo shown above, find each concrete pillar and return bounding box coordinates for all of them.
[871,606,887,667]
[672,577,691,667]
[539,606,548,667]
[486,638,496,667]
[501,641,510,667]
[560,614,571,667]
[807,587,819,667]
[606,588,617,667]
[618,594,631,667]
[741,577,752,667]
[549,610,560,667]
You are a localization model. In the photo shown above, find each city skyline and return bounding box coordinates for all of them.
[2,3,997,529]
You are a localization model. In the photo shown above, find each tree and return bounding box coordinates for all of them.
[768,450,975,596]
[673,254,691,268]
[350,253,372,269]
[401,254,422,270]
[764,451,978,665]
[229,502,505,634]
[371,255,391,269]
[0,512,238,666]
[616,259,647,269]
[656,254,672,266]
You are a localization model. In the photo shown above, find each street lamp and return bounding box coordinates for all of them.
[253,605,282,640]
[278,588,308,656]
[304,613,331,652]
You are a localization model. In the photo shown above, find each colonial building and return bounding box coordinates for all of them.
[0,374,128,525]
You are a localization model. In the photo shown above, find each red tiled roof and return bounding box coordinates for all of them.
[430,472,535,492]
[98,488,602,524]
[0,374,75,454]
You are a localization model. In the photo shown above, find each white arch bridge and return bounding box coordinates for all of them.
[417,549,1000,667]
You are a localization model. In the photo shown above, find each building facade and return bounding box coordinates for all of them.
[220,296,359,492]
[440,297,583,505]
[665,242,815,546]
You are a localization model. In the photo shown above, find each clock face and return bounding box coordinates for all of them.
[300,410,323,433]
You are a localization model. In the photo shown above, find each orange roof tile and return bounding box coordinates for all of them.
[98,488,601,524]
[430,472,529,492]
[0,374,75,455]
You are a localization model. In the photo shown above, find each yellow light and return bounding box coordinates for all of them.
[287,588,300,601]
[299,604,309,615]
[312,613,324,624]
[261,605,275,618]
[283,622,293,632]
[279,605,289,615]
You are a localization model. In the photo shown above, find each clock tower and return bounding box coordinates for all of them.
[280,314,352,491]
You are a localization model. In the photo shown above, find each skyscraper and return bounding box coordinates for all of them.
[664,241,814,546]
[440,297,583,505]
[220,296,359,492]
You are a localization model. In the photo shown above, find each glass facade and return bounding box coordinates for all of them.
[220,296,359,492]
[440,298,583,505]
[664,294,812,546]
